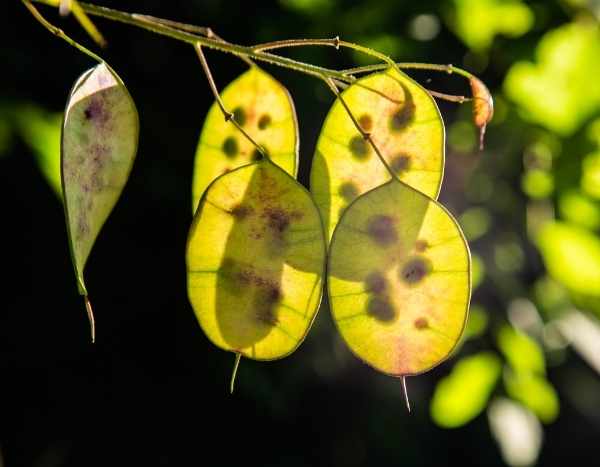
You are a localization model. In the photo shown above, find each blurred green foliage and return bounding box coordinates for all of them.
[430,352,501,428]
[448,0,534,51]
[537,222,600,312]
[504,23,600,135]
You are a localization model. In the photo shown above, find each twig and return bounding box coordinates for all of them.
[194,44,267,158]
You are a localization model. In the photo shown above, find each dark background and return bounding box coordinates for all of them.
[1,1,599,466]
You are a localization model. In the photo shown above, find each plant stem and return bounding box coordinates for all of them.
[31,0,351,82]
[230,353,242,394]
[84,295,96,344]
[252,37,340,52]
[132,14,255,67]
[194,44,267,158]
[323,77,397,180]
[401,376,411,413]
[22,0,104,64]
[30,1,478,88]
[341,62,475,80]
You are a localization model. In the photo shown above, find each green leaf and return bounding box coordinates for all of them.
[310,67,445,240]
[327,178,470,376]
[13,105,62,197]
[558,190,600,231]
[582,150,600,200]
[504,370,559,423]
[537,221,600,297]
[448,0,534,51]
[187,158,326,360]
[504,22,600,135]
[463,304,489,340]
[471,253,485,289]
[521,169,554,199]
[192,67,298,212]
[62,62,139,295]
[497,325,546,375]
[430,352,502,428]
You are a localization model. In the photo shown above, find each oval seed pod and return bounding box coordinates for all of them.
[187,158,326,363]
[192,67,299,212]
[62,62,139,340]
[328,178,470,379]
[311,67,445,240]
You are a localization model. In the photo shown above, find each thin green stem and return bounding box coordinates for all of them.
[22,0,104,63]
[248,36,395,70]
[340,62,475,80]
[230,352,242,394]
[338,39,396,69]
[84,295,96,344]
[132,14,254,67]
[427,89,470,103]
[194,44,267,158]
[252,37,340,52]
[31,0,350,82]
[401,376,411,413]
[323,76,397,180]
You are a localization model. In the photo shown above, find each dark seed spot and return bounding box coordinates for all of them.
[390,99,415,131]
[254,285,282,326]
[359,114,373,132]
[233,107,246,126]
[367,296,396,322]
[231,204,253,220]
[367,215,397,247]
[365,271,387,294]
[84,99,103,121]
[415,239,428,252]
[400,256,432,284]
[263,207,290,234]
[349,136,369,160]
[266,285,282,303]
[338,182,360,202]
[258,114,272,130]
[414,317,429,329]
[391,154,411,173]
[222,137,238,158]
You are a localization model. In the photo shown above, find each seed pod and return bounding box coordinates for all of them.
[192,67,299,212]
[310,67,445,241]
[62,62,139,340]
[469,76,494,150]
[187,158,326,362]
[328,178,470,378]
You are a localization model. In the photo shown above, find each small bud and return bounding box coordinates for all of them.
[469,76,494,150]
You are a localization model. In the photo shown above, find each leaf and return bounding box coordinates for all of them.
[13,104,62,197]
[504,22,600,136]
[537,221,600,297]
[497,325,546,375]
[192,67,298,212]
[62,62,139,297]
[504,370,559,424]
[327,178,471,376]
[310,67,445,240]
[430,352,501,428]
[187,158,326,360]
[448,0,534,52]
